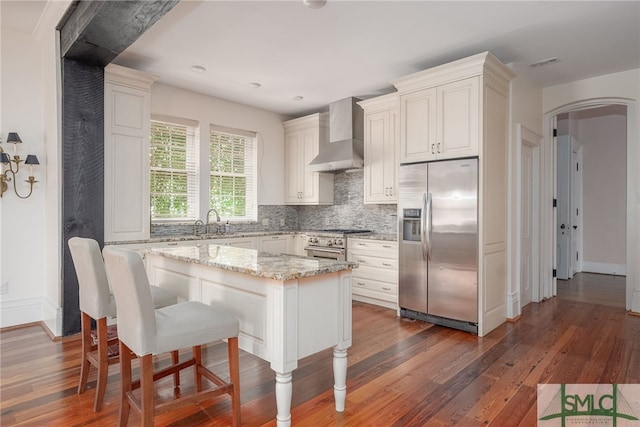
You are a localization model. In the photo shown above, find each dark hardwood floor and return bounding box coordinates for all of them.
[1,272,638,426]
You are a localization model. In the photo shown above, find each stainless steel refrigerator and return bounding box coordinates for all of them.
[398,158,478,333]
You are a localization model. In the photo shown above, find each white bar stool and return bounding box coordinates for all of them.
[102,246,241,426]
[68,237,179,412]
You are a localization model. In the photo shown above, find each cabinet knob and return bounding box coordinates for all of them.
[437,143,441,153]
[382,287,391,291]
[382,263,392,267]
[431,144,435,154]
[356,282,366,286]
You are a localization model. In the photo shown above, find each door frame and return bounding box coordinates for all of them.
[512,124,543,314]
[543,97,637,311]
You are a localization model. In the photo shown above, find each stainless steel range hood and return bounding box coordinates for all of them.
[308,97,364,172]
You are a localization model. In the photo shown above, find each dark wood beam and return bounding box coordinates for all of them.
[59,0,179,66]
[58,0,178,335]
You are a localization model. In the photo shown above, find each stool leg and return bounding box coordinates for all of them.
[228,337,241,427]
[78,312,92,395]
[140,354,155,427]
[119,341,132,427]
[171,350,180,388]
[193,346,202,392]
[94,317,109,412]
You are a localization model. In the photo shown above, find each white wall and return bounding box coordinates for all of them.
[507,70,543,318]
[580,113,627,271]
[0,27,48,327]
[150,84,287,208]
[543,68,640,312]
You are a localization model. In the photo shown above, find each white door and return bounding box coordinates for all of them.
[556,135,572,280]
[570,141,583,275]
[520,144,534,307]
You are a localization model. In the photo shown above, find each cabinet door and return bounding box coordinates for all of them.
[300,128,320,203]
[400,88,437,163]
[364,109,398,203]
[258,235,291,254]
[436,77,479,159]
[284,131,301,204]
[104,83,150,242]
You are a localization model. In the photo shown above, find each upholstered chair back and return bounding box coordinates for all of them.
[68,237,116,319]
[102,246,158,356]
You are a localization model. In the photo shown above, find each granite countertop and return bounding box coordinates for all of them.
[109,231,299,246]
[348,233,398,242]
[146,244,357,281]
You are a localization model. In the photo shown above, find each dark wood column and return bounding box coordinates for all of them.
[58,0,178,335]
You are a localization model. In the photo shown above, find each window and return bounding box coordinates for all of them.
[209,125,257,221]
[149,117,199,221]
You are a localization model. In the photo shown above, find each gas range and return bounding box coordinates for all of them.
[304,229,371,261]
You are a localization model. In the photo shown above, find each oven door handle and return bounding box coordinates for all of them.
[304,246,345,254]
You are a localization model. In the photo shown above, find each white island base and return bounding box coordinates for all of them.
[144,246,354,426]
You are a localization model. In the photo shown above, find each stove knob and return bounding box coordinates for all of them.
[313,237,319,243]
[308,237,313,243]
[336,239,343,246]
[327,240,333,247]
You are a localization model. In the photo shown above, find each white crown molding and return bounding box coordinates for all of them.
[358,92,399,112]
[105,64,159,89]
[392,51,516,94]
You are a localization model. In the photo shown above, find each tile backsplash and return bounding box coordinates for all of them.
[151,169,397,237]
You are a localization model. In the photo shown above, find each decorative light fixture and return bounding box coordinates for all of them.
[292,95,304,101]
[303,0,326,9]
[191,65,206,73]
[249,82,262,89]
[0,132,39,199]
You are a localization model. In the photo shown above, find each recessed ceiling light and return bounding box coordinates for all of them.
[191,65,206,73]
[529,57,560,68]
[303,0,327,9]
[292,96,304,101]
[249,82,262,89]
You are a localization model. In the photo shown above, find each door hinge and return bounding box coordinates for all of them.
[553,269,557,278]
[553,198,557,207]
[553,128,558,137]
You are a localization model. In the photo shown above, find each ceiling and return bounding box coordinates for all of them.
[4,1,640,117]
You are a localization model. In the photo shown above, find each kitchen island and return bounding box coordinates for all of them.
[143,244,356,427]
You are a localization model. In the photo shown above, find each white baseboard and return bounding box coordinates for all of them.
[0,297,44,328]
[42,297,63,337]
[507,291,520,318]
[581,262,626,276]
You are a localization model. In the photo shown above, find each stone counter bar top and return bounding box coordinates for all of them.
[147,244,357,281]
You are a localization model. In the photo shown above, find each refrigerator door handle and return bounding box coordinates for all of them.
[426,192,433,260]
[421,192,428,261]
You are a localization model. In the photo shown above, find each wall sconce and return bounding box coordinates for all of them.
[0,132,39,199]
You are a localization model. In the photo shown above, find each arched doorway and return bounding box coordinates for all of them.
[542,98,637,311]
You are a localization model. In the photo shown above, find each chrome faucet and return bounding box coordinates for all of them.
[206,208,221,234]
[193,219,204,236]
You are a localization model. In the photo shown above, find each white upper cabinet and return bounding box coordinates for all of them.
[283,113,334,205]
[399,77,479,163]
[358,94,399,204]
[104,64,157,242]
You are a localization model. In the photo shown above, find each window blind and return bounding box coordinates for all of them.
[209,125,257,221]
[150,119,199,220]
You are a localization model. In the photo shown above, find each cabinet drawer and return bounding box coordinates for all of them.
[353,265,397,283]
[349,253,397,270]
[348,239,397,256]
[352,277,396,300]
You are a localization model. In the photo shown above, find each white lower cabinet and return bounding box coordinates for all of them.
[212,236,258,249]
[347,238,398,310]
[257,234,293,254]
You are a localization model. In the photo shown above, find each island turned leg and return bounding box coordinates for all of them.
[275,371,293,426]
[333,347,348,411]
